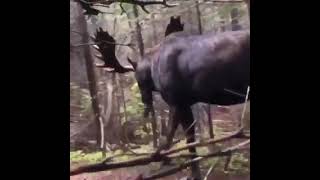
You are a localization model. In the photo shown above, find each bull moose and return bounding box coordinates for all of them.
[93,16,249,179]
[127,30,250,179]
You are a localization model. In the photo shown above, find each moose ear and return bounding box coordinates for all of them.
[177,16,181,21]
[127,57,137,70]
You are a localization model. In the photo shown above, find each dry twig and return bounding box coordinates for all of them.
[143,140,250,180]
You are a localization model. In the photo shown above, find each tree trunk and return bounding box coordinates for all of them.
[133,5,145,57]
[207,105,214,139]
[160,110,168,136]
[108,74,122,144]
[187,7,194,33]
[151,13,158,46]
[220,21,226,32]
[196,1,202,34]
[231,8,242,31]
[77,4,104,149]
[244,0,250,17]
[103,74,114,141]
[132,5,158,148]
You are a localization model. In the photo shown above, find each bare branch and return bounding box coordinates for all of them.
[240,86,250,128]
[161,128,245,156]
[224,88,246,98]
[71,40,134,49]
[117,0,176,7]
[71,42,98,47]
[142,140,250,180]
[71,41,134,47]
[71,30,135,47]
[204,159,221,180]
[119,2,127,15]
[78,0,177,14]
[204,0,244,3]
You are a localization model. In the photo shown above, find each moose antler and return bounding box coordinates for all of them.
[75,0,103,16]
[92,27,135,73]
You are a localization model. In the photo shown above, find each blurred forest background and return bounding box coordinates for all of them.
[70,0,250,179]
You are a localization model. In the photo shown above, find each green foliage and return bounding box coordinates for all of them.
[133,127,149,139]
[202,157,220,169]
[70,150,105,163]
[126,82,144,118]
[70,149,132,164]
[218,4,238,19]
[70,83,92,113]
[229,153,249,172]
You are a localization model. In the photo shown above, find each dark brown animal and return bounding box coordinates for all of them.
[128,30,250,179]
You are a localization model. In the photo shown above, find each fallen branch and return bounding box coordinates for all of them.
[70,128,248,176]
[142,140,250,180]
[240,86,250,128]
[161,128,246,156]
[70,154,159,176]
[204,158,221,180]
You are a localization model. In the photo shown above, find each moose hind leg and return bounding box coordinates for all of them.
[163,106,179,150]
[161,106,179,166]
[180,106,202,180]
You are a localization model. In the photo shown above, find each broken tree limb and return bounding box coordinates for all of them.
[160,128,246,156]
[70,128,249,176]
[204,158,221,180]
[141,140,250,180]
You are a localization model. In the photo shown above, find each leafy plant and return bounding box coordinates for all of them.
[126,82,144,118]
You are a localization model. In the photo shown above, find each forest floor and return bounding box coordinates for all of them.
[70,107,250,180]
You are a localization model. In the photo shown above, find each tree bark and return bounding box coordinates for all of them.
[133,5,145,57]
[151,13,158,46]
[107,74,122,144]
[196,1,202,34]
[207,105,214,139]
[77,4,104,149]
[244,0,250,17]
[132,5,158,148]
[187,7,194,33]
[231,8,242,31]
